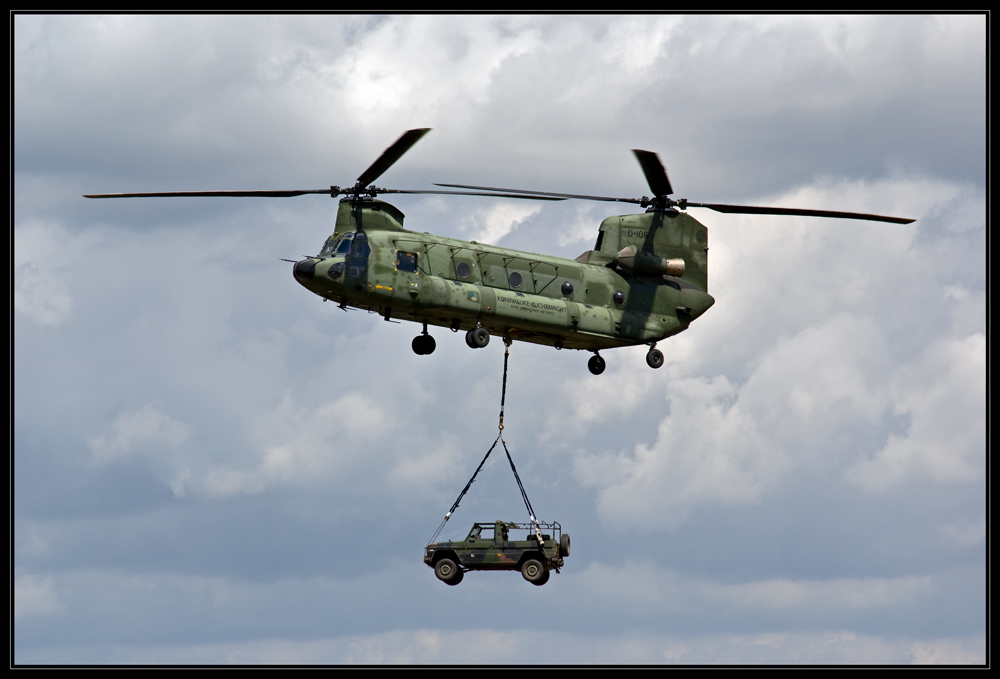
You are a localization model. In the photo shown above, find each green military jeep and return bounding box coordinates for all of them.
[424,520,570,586]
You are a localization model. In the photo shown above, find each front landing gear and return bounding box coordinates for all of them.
[412,324,436,355]
[646,345,664,369]
[588,353,606,375]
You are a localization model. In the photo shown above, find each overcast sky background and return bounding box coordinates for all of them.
[14,14,986,665]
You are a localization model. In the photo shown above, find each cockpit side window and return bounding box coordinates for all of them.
[320,235,338,257]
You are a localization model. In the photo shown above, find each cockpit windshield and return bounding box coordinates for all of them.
[319,232,355,257]
[336,233,355,255]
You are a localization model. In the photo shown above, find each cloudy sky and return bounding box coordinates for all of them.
[14,15,985,665]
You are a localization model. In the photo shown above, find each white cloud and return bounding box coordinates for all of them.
[14,220,74,327]
[14,574,61,620]
[576,374,787,529]
[939,517,985,548]
[88,404,189,464]
[847,333,985,490]
[460,201,542,246]
[574,560,934,615]
[28,625,981,665]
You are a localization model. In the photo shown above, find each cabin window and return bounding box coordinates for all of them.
[456,262,471,280]
[508,271,523,288]
[561,280,574,296]
[396,251,418,273]
[613,290,626,306]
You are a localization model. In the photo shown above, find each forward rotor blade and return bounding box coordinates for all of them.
[356,128,431,188]
[435,183,641,205]
[84,189,332,199]
[688,203,915,224]
[632,149,673,197]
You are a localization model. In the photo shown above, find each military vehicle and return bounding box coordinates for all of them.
[424,521,569,586]
[86,129,914,374]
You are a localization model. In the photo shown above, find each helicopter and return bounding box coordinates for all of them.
[85,128,914,375]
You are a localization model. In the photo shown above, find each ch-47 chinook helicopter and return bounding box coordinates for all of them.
[86,128,914,375]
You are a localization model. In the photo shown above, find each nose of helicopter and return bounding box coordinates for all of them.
[292,258,316,290]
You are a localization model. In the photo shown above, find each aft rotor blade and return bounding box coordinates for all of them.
[632,149,673,197]
[380,188,565,201]
[84,189,332,199]
[356,128,431,188]
[689,202,915,224]
[435,183,642,205]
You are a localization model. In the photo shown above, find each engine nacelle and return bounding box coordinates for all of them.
[615,246,685,277]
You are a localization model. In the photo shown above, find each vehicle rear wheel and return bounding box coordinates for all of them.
[521,558,545,584]
[533,570,550,586]
[560,533,571,557]
[435,558,462,585]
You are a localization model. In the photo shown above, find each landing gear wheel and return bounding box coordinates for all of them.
[521,559,546,584]
[435,558,462,585]
[412,334,436,355]
[466,327,490,349]
[588,354,606,375]
[646,347,664,369]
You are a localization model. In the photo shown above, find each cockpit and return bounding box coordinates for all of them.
[320,232,355,257]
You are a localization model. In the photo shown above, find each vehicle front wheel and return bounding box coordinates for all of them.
[521,558,546,584]
[435,558,462,585]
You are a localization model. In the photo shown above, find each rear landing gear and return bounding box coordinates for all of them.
[588,354,606,375]
[412,324,436,355]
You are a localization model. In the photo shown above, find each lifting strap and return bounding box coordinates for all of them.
[428,340,543,545]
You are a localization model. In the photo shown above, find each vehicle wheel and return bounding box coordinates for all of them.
[533,570,550,586]
[646,347,664,369]
[466,327,490,348]
[560,533,571,557]
[435,558,462,585]
[521,558,545,584]
[588,354,606,375]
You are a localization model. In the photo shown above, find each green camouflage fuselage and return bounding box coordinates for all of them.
[292,199,715,350]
